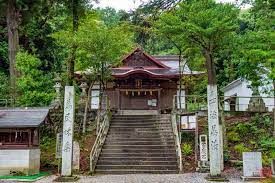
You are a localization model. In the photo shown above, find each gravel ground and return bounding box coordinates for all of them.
[33,173,259,183]
[0,173,259,183]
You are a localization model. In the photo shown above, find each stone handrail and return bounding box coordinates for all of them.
[90,95,111,174]
[172,95,183,171]
[171,112,183,172]
[90,111,110,174]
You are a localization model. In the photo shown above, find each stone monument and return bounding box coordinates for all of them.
[207,85,222,177]
[73,141,80,171]
[242,152,264,181]
[200,135,208,162]
[61,86,75,176]
[197,135,210,172]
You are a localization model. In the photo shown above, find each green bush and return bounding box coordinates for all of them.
[16,51,54,106]
[0,72,9,99]
[182,143,193,156]
[227,131,240,142]
[234,143,250,155]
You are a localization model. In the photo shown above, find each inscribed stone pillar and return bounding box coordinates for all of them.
[61,86,75,176]
[199,135,208,162]
[207,85,222,176]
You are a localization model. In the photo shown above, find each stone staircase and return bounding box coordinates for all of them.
[95,114,179,174]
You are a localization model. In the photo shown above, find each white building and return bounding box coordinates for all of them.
[223,78,274,112]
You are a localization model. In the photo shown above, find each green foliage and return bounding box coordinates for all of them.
[53,14,134,82]
[233,0,275,90]
[227,131,240,142]
[40,136,58,168]
[227,114,274,163]
[181,143,193,156]
[16,51,54,106]
[234,143,251,155]
[0,72,9,99]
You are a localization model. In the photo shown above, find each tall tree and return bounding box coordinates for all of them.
[6,0,20,102]
[156,0,239,176]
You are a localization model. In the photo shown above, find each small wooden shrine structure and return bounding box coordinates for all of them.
[0,108,49,175]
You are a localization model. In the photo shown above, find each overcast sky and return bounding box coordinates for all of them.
[93,0,242,11]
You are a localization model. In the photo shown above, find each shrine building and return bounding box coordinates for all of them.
[89,48,202,113]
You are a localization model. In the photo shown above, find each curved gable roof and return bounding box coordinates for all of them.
[121,48,169,69]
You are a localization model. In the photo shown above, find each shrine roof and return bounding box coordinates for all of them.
[75,48,205,78]
[113,51,203,78]
[0,108,49,128]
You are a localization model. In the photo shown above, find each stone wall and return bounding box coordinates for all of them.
[48,107,96,134]
[0,148,40,175]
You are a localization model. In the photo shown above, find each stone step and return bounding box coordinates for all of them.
[97,160,177,165]
[106,134,174,138]
[109,128,172,135]
[103,141,175,145]
[101,149,175,153]
[105,138,174,143]
[105,137,174,141]
[95,169,178,174]
[103,144,175,148]
[112,115,157,118]
[111,121,170,124]
[96,164,178,170]
[94,114,178,174]
[100,152,176,157]
[108,129,173,133]
[111,118,170,122]
[110,124,170,127]
[98,157,177,161]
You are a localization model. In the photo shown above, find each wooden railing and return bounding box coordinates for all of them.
[90,95,111,174]
[171,96,183,172]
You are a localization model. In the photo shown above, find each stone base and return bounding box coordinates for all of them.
[0,148,40,176]
[241,176,266,181]
[54,176,79,182]
[205,174,229,182]
[196,167,210,173]
[118,110,159,115]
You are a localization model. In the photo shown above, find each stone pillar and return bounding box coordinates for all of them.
[207,85,222,176]
[61,86,75,176]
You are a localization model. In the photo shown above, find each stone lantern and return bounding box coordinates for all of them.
[51,74,62,109]
[79,76,88,106]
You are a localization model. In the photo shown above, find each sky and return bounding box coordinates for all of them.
[93,0,242,11]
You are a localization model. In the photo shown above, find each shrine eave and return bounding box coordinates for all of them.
[112,69,179,79]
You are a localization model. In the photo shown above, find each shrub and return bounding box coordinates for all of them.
[182,143,193,156]
[234,143,250,155]
[16,51,54,106]
[227,131,240,142]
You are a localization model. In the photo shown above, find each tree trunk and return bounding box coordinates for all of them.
[7,0,19,103]
[66,0,79,85]
[83,80,95,134]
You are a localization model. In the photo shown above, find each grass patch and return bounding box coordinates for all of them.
[0,172,49,182]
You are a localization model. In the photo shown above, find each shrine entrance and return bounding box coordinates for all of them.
[119,88,161,110]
